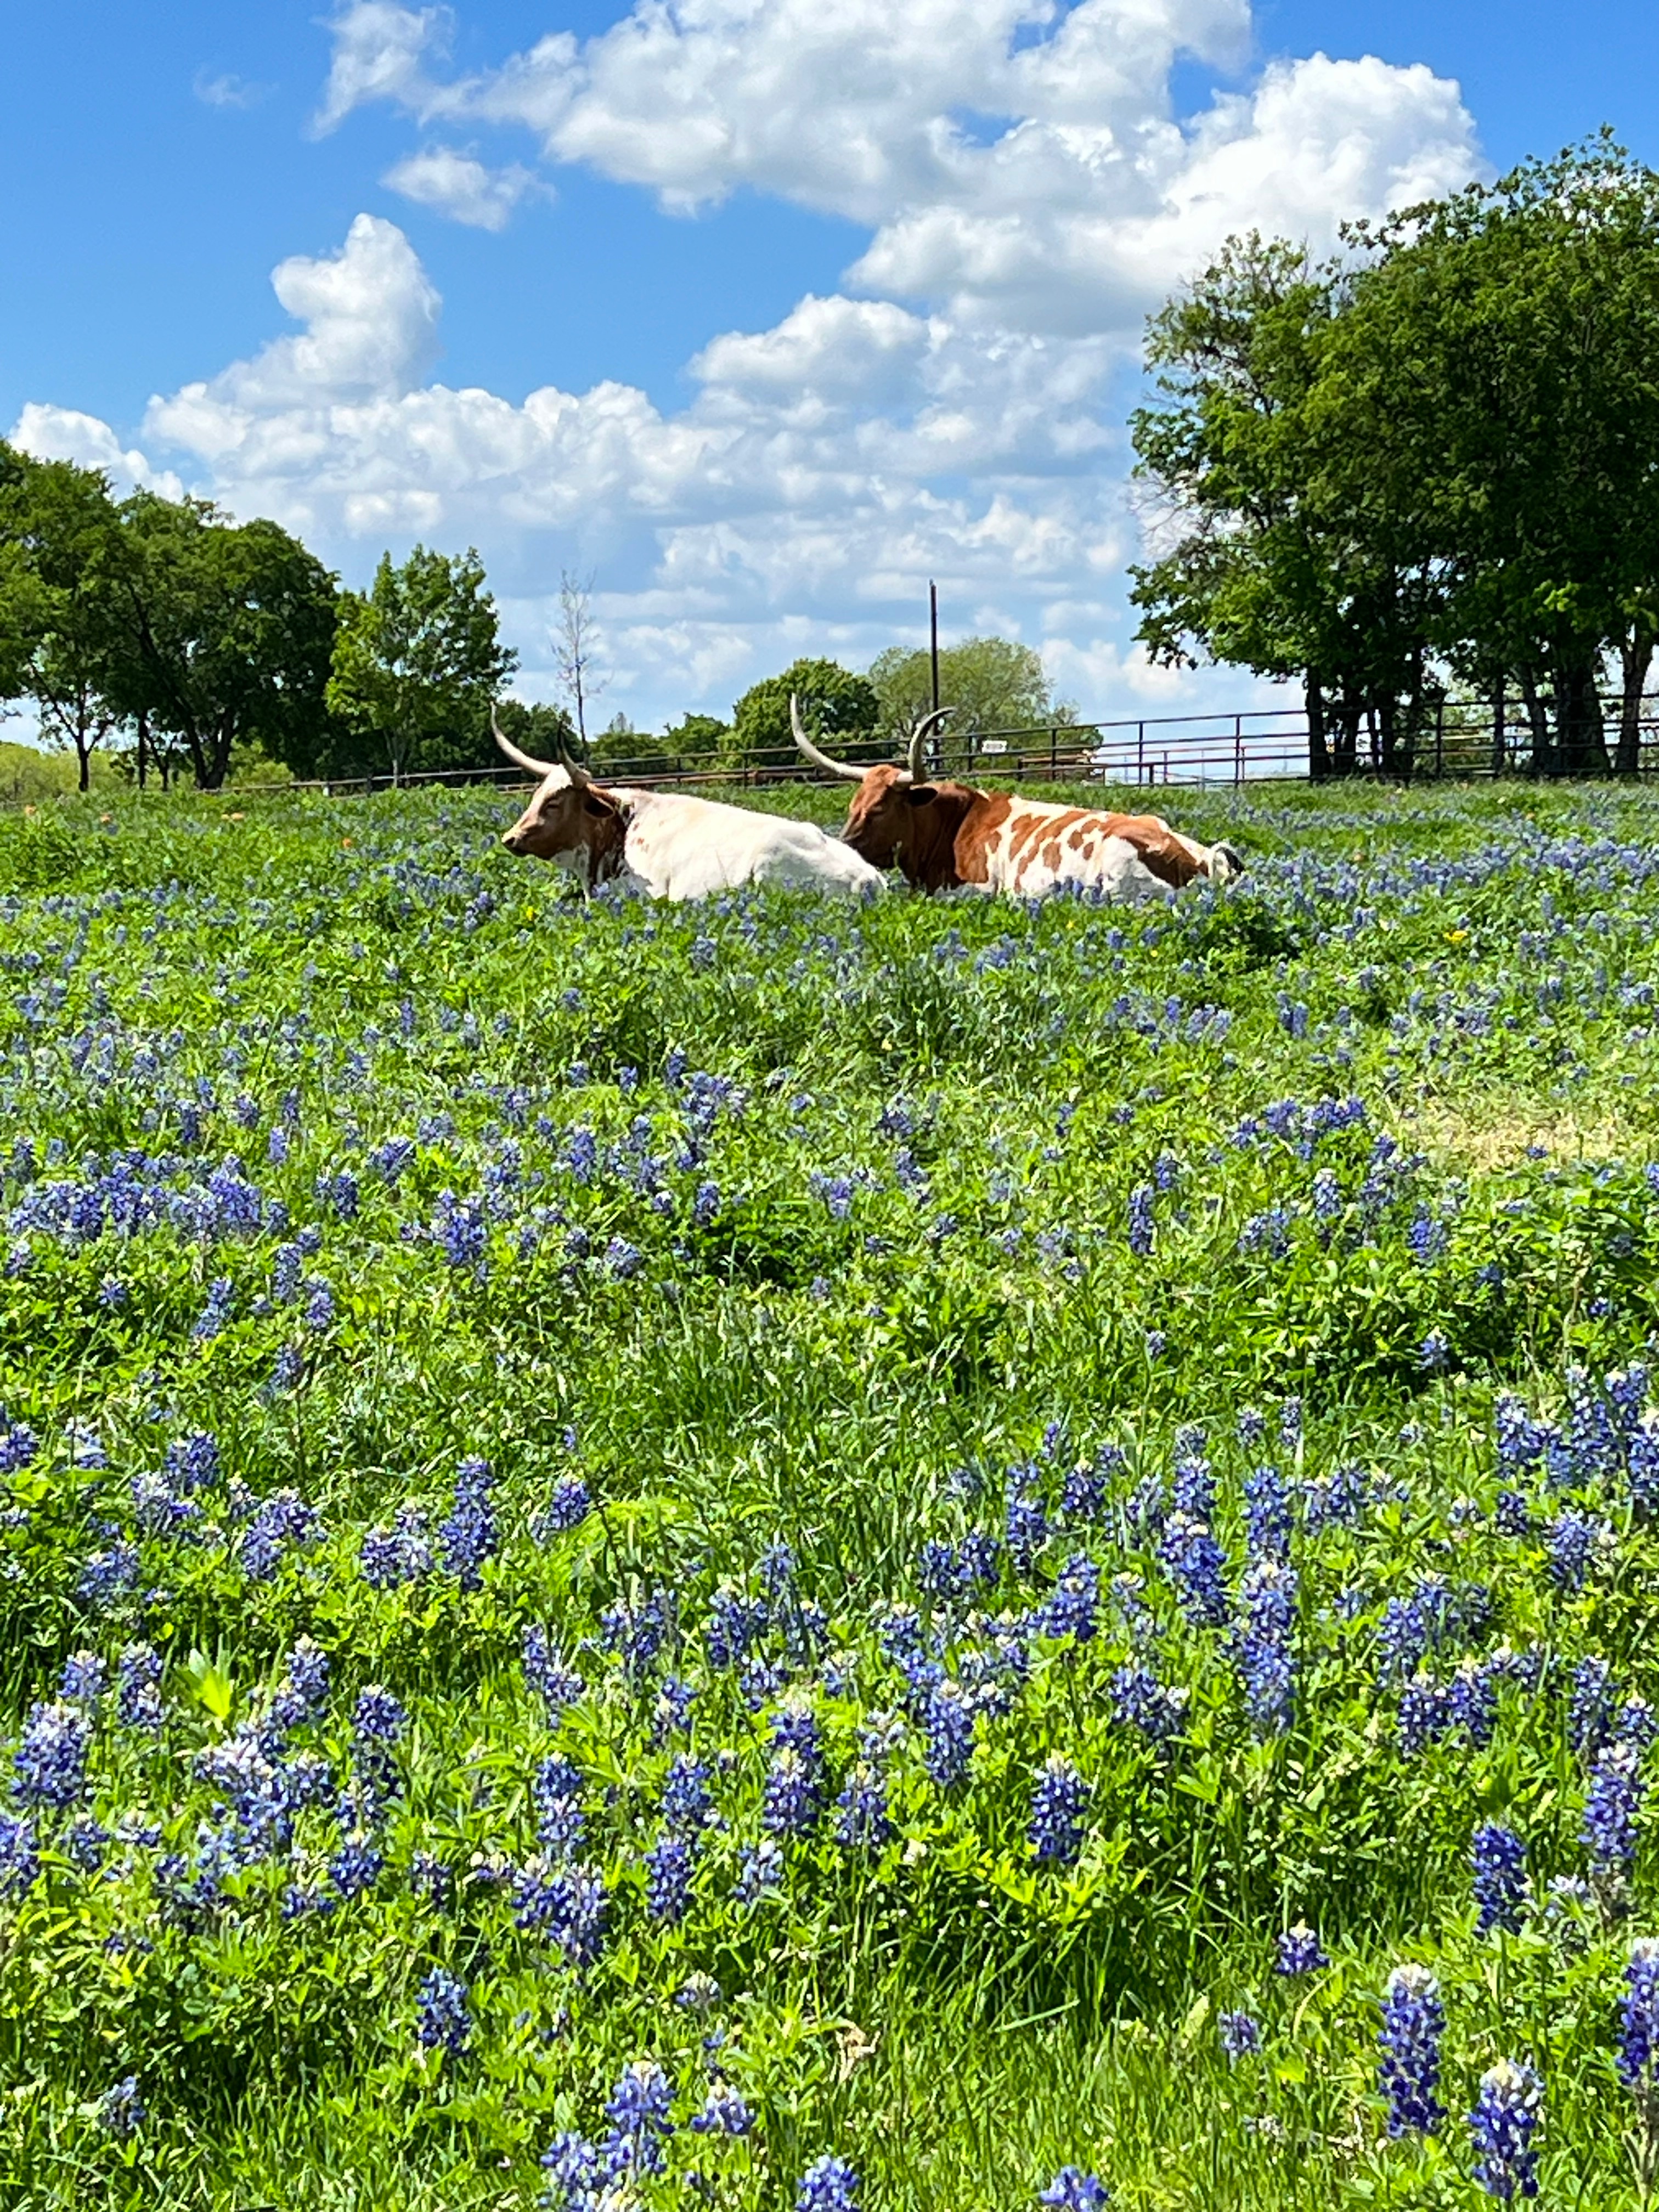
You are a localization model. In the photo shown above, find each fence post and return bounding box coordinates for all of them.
[1049,726,1058,780]
[1434,697,1444,780]
[1137,722,1145,785]
[1234,713,1243,787]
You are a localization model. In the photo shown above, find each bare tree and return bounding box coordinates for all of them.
[552,568,607,751]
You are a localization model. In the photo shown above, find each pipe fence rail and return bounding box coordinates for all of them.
[190,691,1659,802]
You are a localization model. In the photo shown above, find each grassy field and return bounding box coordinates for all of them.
[2,772,1658,2209]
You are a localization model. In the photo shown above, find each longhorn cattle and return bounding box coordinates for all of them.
[493,715,884,901]
[790,698,1244,901]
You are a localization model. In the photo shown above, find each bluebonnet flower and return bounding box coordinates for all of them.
[1398,1673,1449,1757]
[691,2082,753,2136]
[192,1276,235,1340]
[1170,1427,1214,1521]
[603,2057,674,2177]
[923,1679,975,1788]
[1569,1657,1614,1754]
[600,1587,669,1677]
[415,1968,470,2058]
[1127,1184,1154,1256]
[652,1675,695,1744]
[330,1826,385,1901]
[764,1747,822,1838]
[1159,1513,1228,1629]
[533,1757,587,1858]
[59,1650,106,1708]
[1418,1329,1451,1373]
[1029,1756,1088,1866]
[604,1236,645,1279]
[432,1190,489,1273]
[798,2155,859,2211]
[14,1701,90,1808]
[1039,2172,1109,2211]
[1044,1554,1101,1644]
[360,1505,432,1589]
[98,2076,144,2138]
[662,1754,712,1832]
[1494,1489,1531,1538]
[239,1488,319,1583]
[269,1641,328,1730]
[66,1815,108,1871]
[1447,1658,1498,1748]
[1219,2010,1261,2060]
[1276,1924,1328,1976]
[1468,2060,1542,2202]
[706,1582,768,1668]
[1006,1477,1051,1573]
[1110,1664,1188,1744]
[736,1837,784,1899]
[1471,1824,1529,1933]
[0,1812,40,1898]
[1243,1464,1290,1559]
[1379,1965,1445,2136]
[835,1762,894,1850]
[1618,1937,1659,2090]
[439,1455,496,1591]
[1621,1697,1659,1749]
[1408,1212,1448,1265]
[1548,1509,1597,1593]
[1583,1741,1643,1874]
[302,1280,335,1331]
[523,1627,583,1717]
[514,1861,608,1967]
[1238,1561,1296,1734]
[541,1474,591,1535]
[353,1686,407,1747]
[644,1832,693,1925]
[116,1643,162,1731]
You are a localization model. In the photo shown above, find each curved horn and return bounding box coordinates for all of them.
[790,693,871,784]
[906,704,955,782]
[492,706,591,786]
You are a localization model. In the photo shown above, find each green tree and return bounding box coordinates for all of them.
[731,658,878,768]
[494,696,579,760]
[0,450,128,791]
[1127,234,1437,780]
[103,493,340,789]
[325,546,516,783]
[868,636,1074,765]
[661,712,727,769]
[1333,132,1659,775]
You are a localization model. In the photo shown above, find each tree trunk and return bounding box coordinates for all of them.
[1306,673,1330,782]
[76,742,90,794]
[1491,690,1506,777]
[137,710,148,791]
[1554,652,1611,777]
[1520,668,1551,776]
[1330,692,1361,777]
[1618,629,1653,776]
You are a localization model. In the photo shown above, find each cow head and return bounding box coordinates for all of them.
[789,696,966,886]
[493,712,627,888]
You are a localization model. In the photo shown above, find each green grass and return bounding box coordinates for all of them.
[0,775,1657,2208]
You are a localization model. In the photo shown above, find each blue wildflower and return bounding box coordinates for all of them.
[415,1967,470,2059]
[1468,2059,1542,2202]
[1219,2010,1261,2060]
[439,1454,496,1591]
[14,1701,89,1808]
[1029,1755,1088,1866]
[1583,1742,1643,1874]
[1379,1964,1445,2136]
[603,2057,674,2177]
[1039,2172,1109,2211]
[98,2076,144,2138]
[691,2082,753,2136]
[798,2155,859,2211]
[1619,1937,1659,2090]
[1275,1924,1328,1976]
[1471,1823,1528,1933]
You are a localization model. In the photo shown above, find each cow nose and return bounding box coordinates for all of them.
[501,831,521,852]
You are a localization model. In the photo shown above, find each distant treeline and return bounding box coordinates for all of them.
[0,442,1071,792]
[1132,129,1659,780]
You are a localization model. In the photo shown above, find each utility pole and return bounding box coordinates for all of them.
[929,581,940,714]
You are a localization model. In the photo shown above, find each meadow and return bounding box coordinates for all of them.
[1,771,1658,2209]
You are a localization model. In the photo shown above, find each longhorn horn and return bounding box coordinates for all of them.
[907,704,955,782]
[790,693,872,784]
[492,705,590,786]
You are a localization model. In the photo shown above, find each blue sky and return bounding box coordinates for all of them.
[5,0,1643,726]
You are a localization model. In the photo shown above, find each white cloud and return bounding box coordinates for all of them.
[10,405,184,501]
[193,69,274,110]
[313,2,452,137]
[383,144,543,228]
[11,4,1486,727]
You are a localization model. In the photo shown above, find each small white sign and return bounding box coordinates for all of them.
[979,738,1009,755]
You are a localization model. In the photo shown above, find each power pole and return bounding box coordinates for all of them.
[929,581,940,714]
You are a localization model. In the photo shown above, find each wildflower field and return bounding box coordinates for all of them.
[5,774,1659,2210]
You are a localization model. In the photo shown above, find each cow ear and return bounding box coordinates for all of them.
[903,785,938,809]
[582,791,618,818]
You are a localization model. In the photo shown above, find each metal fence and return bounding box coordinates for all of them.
[266,689,1659,800]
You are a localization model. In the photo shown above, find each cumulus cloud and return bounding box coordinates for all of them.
[10,3,1485,724]
[312,0,1476,338]
[382,145,543,228]
[10,404,184,501]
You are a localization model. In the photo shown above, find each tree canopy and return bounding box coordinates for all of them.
[1130,131,1659,777]
[731,658,879,764]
